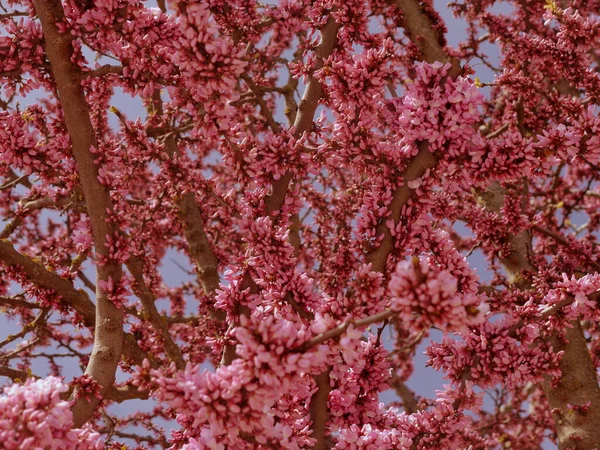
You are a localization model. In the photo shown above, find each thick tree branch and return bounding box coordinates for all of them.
[481,183,600,449]
[0,240,96,320]
[108,385,150,403]
[370,0,462,274]
[389,376,420,414]
[263,17,340,214]
[0,241,146,367]
[0,365,34,381]
[368,148,438,273]
[309,370,331,450]
[174,189,222,299]
[145,89,223,314]
[33,0,124,426]
[391,0,453,65]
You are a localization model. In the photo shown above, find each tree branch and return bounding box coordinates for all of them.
[240,73,282,133]
[0,240,96,320]
[0,242,147,365]
[0,365,35,381]
[126,258,185,370]
[481,181,600,450]
[82,64,123,78]
[369,0,462,274]
[389,376,420,414]
[531,224,600,272]
[144,89,224,317]
[33,0,125,426]
[263,17,340,215]
[0,294,41,310]
[0,11,29,19]
[300,309,395,351]
[108,385,150,403]
[391,0,451,65]
[309,370,331,450]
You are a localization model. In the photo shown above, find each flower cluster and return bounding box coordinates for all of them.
[154,311,331,448]
[396,62,484,156]
[427,316,563,388]
[542,272,600,320]
[335,423,413,450]
[388,256,484,332]
[0,377,104,450]
[168,0,247,127]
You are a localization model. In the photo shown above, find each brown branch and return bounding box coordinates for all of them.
[540,296,577,319]
[82,64,123,78]
[474,183,534,285]
[389,376,420,414]
[0,365,35,381]
[174,190,222,302]
[485,122,510,139]
[391,0,453,65]
[1,196,80,239]
[78,270,97,293]
[3,336,41,359]
[0,295,41,310]
[0,173,28,191]
[369,0,462,274]
[309,370,331,450]
[289,212,302,255]
[0,240,96,320]
[111,430,167,447]
[300,309,395,352]
[480,181,600,448]
[543,322,600,449]
[263,17,340,215]
[0,308,48,350]
[0,63,51,78]
[108,385,150,403]
[33,0,125,426]
[126,258,185,370]
[531,224,600,272]
[282,32,304,125]
[240,74,281,133]
[165,315,199,325]
[0,11,29,19]
[0,240,147,365]
[145,89,223,317]
[368,148,438,272]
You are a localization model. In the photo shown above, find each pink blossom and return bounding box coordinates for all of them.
[0,377,104,450]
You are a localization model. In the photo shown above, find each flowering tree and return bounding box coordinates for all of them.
[2,0,600,448]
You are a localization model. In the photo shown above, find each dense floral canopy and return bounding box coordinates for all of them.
[1,0,600,448]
